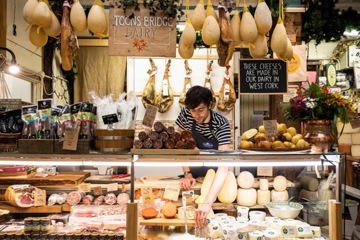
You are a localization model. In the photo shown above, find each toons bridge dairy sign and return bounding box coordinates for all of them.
[109,5,177,57]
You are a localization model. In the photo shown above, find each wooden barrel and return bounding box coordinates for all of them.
[94,129,135,153]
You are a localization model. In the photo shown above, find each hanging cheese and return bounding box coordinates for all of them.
[263,228,280,239]
[201,16,220,46]
[201,169,216,196]
[218,171,237,203]
[70,0,87,32]
[259,178,269,190]
[257,189,270,205]
[249,33,268,58]
[237,171,255,189]
[230,11,241,46]
[237,188,257,206]
[33,1,52,28]
[270,21,287,54]
[190,1,206,31]
[271,190,289,202]
[248,230,264,240]
[23,0,39,25]
[43,11,61,38]
[239,5,258,43]
[254,0,272,35]
[273,175,287,191]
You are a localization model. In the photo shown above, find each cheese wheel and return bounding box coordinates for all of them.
[281,224,297,238]
[248,230,263,240]
[237,171,255,189]
[264,228,280,239]
[271,190,289,202]
[352,134,360,144]
[249,210,266,221]
[273,176,287,191]
[257,189,270,205]
[259,178,269,190]
[237,188,257,206]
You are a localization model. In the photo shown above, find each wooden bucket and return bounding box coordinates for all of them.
[94,129,135,153]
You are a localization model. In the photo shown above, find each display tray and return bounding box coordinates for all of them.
[131,148,200,155]
[0,203,63,213]
[84,175,131,184]
[240,147,311,154]
[0,172,90,186]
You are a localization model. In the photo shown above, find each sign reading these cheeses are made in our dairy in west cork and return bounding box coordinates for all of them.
[109,5,177,57]
[239,59,288,94]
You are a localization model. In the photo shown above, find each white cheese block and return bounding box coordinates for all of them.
[249,210,266,221]
[281,223,297,238]
[257,189,271,205]
[237,188,257,206]
[338,133,352,144]
[352,133,360,145]
[248,219,266,228]
[264,228,280,239]
[337,122,360,134]
[267,218,284,230]
[311,226,321,237]
[352,145,360,157]
[271,190,289,202]
[265,217,282,226]
[236,232,248,239]
[273,176,287,191]
[260,178,269,190]
[237,171,255,189]
[296,225,312,238]
[248,230,264,240]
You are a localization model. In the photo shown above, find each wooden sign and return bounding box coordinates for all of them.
[142,104,157,128]
[109,5,177,57]
[239,59,287,94]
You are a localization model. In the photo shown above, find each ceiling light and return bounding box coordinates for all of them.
[0,47,20,74]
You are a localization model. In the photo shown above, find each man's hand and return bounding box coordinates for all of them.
[179,175,196,190]
[194,203,211,228]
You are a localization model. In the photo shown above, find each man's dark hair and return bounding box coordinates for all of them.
[185,86,213,109]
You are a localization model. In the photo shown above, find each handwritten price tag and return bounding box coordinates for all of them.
[141,186,154,205]
[63,127,80,151]
[93,186,103,196]
[78,183,92,193]
[33,189,46,207]
[257,166,273,177]
[107,183,118,192]
[142,104,158,128]
[263,120,278,139]
[163,185,180,201]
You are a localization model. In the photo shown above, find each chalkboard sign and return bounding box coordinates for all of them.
[239,59,288,94]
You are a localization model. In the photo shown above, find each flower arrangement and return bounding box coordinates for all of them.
[284,82,356,124]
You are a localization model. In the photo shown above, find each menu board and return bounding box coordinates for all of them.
[239,59,288,94]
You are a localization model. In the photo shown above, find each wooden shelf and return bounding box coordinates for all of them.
[0,203,62,213]
[140,217,195,227]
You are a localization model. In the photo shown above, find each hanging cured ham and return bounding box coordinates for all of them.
[203,60,216,109]
[217,66,236,111]
[216,2,235,67]
[179,60,192,109]
[141,58,157,109]
[61,1,78,71]
[157,60,174,113]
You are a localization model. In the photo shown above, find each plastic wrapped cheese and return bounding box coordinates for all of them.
[257,189,270,205]
[249,211,266,221]
[281,223,297,238]
[271,190,289,202]
[296,224,313,238]
[264,228,280,239]
[259,178,269,190]
[311,226,321,237]
[248,230,264,240]
[273,176,287,191]
[237,188,257,206]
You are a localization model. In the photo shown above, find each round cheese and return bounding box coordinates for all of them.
[259,178,269,190]
[264,228,280,239]
[257,189,270,205]
[273,176,287,191]
[271,190,289,202]
[248,230,263,240]
[237,171,255,189]
[237,188,257,207]
[249,210,266,221]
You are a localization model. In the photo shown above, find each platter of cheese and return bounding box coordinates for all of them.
[240,148,311,154]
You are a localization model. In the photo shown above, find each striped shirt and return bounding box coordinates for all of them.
[175,108,231,146]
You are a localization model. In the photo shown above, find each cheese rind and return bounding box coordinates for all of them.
[273,176,287,191]
[237,171,255,189]
[237,188,257,206]
[257,189,271,205]
[271,190,289,202]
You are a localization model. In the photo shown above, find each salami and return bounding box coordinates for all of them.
[148,131,158,141]
[117,192,130,205]
[66,191,84,206]
[165,139,175,149]
[138,131,148,141]
[159,131,169,142]
[47,194,59,206]
[82,195,94,205]
[94,195,104,205]
[172,132,181,142]
[143,138,153,149]
[133,139,143,149]
[153,121,165,133]
[176,140,186,149]
[181,130,193,141]
[104,193,117,205]
[166,126,175,135]
[57,192,67,205]
[152,139,163,149]
[186,138,196,149]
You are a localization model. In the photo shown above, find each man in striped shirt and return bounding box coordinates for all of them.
[175,85,232,228]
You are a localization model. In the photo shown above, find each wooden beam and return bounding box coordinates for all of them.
[0,0,6,49]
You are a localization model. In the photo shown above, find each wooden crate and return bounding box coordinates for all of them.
[94,129,135,153]
[54,139,91,154]
[0,133,20,152]
[18,139,54,154]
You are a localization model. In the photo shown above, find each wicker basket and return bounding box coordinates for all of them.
[94,129,135,153]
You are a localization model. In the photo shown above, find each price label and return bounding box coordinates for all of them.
[107,183,118,192]
[263,120,278,139]
[182,190,194,204]
[102,113,119,125]
[142,104,158,128]
[62,127,80,151]
[141,186,154,205]
[78,183,92,193]
[257,166,273,177]
[93,186,103,196]
[33,188,46,207]
[163,185,180,201]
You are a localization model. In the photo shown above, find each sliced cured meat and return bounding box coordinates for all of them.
[66,191,84,206]
[73,208,98,218]
[104,193,117,205]
[82,195,94,205]
[117,192,130,205]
